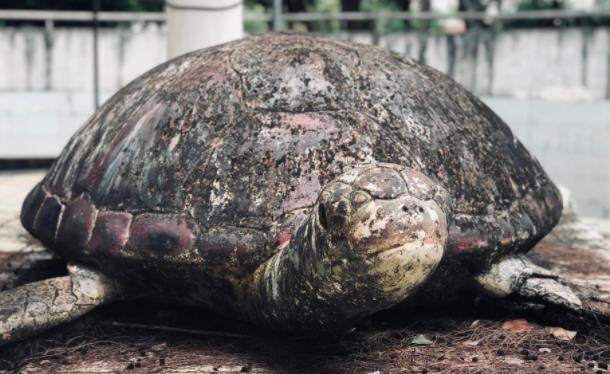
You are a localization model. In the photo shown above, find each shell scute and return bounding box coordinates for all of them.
[20,182,47,233]
[88,211,132,255]
[56,194,97,253]
[126,214,197,258]
[197,226,269,271]
[33,195,63,246]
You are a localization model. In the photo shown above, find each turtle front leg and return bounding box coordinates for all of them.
[0,264,120,345]
[244,164,450,331]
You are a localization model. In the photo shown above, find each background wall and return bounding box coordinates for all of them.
[1,25,608,218]
[1,25,609,98]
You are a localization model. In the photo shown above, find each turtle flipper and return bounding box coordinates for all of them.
[476,256,583,313]
[0,264,120,346]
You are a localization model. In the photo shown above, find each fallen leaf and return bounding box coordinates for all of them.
[411,334,433,345]
[151,343,167,351]
[502,319,535,333]
[470,320,480,327]
[539,348,552,353]
[462,340,480,346]
[545,327,577,341]
[504,357,524,365]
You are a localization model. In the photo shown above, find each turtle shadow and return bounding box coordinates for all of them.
[1,299,606,373]
[0,301,365,373]
[97,301,366,373]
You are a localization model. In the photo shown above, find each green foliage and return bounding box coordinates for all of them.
[506,0,566,27]
[360,0,407,32]
[244,1,270,34]
[517,0,564,11]
[360,0,403,11]
[599,0,610,9]
[308,0,341,32]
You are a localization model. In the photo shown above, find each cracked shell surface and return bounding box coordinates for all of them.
[20,33,561,305]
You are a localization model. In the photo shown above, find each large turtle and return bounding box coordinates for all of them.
[0,33,583,344]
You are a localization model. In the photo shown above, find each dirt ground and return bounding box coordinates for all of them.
[1,305,610,373]
[1,296,609,373]
[0,171,609,373]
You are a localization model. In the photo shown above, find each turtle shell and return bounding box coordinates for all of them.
[21,33,561,296]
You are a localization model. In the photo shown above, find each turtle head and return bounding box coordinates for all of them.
[314,164,448,303]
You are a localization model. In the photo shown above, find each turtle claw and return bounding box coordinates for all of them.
[518,275,583,311]
[476,256,583,314]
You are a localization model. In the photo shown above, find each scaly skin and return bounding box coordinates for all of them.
[0,265,119,346]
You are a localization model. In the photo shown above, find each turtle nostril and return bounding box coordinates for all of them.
[402,205,409,212]
[318,204,329,229]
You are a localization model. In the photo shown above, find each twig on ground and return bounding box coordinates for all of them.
[110,321,249,339]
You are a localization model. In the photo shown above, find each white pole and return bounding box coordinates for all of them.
[272,0,283,31]
[166,0,243,59]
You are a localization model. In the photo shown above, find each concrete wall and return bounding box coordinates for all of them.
[0,24,166,93]
[377,27,610,100]
[1,25,609,99]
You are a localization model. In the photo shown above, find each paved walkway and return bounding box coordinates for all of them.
[0,170,45,253]
[0,170,44,214]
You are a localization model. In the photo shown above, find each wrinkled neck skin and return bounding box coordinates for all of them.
[244,213,372,331]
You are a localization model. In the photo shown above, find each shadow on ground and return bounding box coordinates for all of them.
[1,299,609,373]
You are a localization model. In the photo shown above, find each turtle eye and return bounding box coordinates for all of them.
[350,191,371,206]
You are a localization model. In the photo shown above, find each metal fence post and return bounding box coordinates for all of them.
[43,19,54,91]
[92,0,100,110]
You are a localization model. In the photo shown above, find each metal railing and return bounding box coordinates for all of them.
[0,10,166,22]
[1,9,610,25]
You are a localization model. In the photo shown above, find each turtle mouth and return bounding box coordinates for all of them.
[366,240,417,258]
